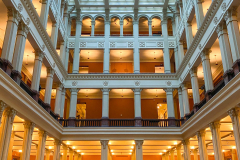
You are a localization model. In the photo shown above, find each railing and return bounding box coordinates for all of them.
[211,80,225,97]
[20,80,33,97]
[109,119,135,127]
[75,119,101,127]
[59,18,66,38]
[62,119,69,127]
[142,119,183,127]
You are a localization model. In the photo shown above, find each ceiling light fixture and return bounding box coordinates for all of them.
[88,52,90,59]
[154,52,156,59]
[215,55,218,65]
[120,52,122,59]
[121,89,124,97]
[156,89,158,97]
[86,89,88,97]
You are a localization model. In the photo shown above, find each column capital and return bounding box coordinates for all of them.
[178,87,182,93]
[163,88,174,93]
[70,88,80,93]
[216,22,227,37]
[54,139,62,145]
[190,67,198,77]
[228,107,240,123]
[41,0,48,4]
[224,6,238,23]
[182,139,190,145]
[148,20,152,25]
[180,83,188,90]
[69,148,74,153]
[132,88,142,93]
[91,20,95,25]
[34,50,45,60]
[100,140,109,149]
[196,130,206,139]
[209,121,221,130]
[56,82,64,89]
[63,144,68,150]
[7,7,21,22]
[104,20,110,25]
[38,130,47,138]
[119,20,124,25]
[23,121,35,130]
[18,22,30,37]
[135,140,144,149]
[176,144,182,150]
[47,67,55,76]
[200,49,211,62]
[133,21,139,25]
[0,100,7,114]
[101,88,111,93]
[197,0,204,4]
[3,107,17,123]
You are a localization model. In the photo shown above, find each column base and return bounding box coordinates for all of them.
[0,58,13,76]
[223,69,234,85]
[205,90,213,102]
[68,117,76,127]
[135,117,142,127]
[168,117,176,127]
[232,59,240,76]
[101,117,109,127]
[11,70,22,85]
[32,90,39,102]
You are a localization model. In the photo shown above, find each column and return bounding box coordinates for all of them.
[45,150,51,160]
[44,67,55,111]
[54,83,63,116]
[224,7,240,74]
[64,48,69,71]
[120,20,123,37]
[69,88,79,126]
[1,8,20,75]
[209,121,224,160]
[178,41,185,63]
[60,88,66,118]
[164,89,176,125]
[91,20,95,36]
[216,23,234,83]
[36,130,47,160]
[200,49,214,96]
[101,140,109,160]
[194,0,204,28]
[178,88,185,118]
[170,149,174,160]
[232,149,237,160]
[174,47,179,70]
[67,19,72,36]
[135,140,143,160]
[31,50,44,100]
[162,18,171,73]
[183,140,191,160]
[181,83,190,115]
[228,108,240,159]
[51,22,59,48]
[0,101,7,124]
[12,22,29,84]
[172,18,176,36]
[0,107,17,160]
[62,145,68,160]
[190,67,201,105]
[148,20,152,36]
[162,154,166,160]
[69,149,74,160]
[59,41,66,62]
[177,145,181,160]
[185,22,193,48]
[53,139,61,160]
[40,0,50,28]
[133,89,142,126]
[21,121,35,160]
[101,89,110,126]
[7,131,15,160]
[77,154,82,160]
[196,130,208,160]
[133,21,140,73]
[166,151,169,160]
[104,19,110,73]
[193,149,198,160]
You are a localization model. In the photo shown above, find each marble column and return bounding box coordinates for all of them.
[40,0,50,28]
[172,18,176,36]
[45,149,51,160]
[228,108,240,159]
[101,140,109,160]
[31,50,44,100]
[64,48,69,71]
[54,83,64,116]
[53,139,61,160]
[190,67,201,105]
[178,88,185,118]
[1,8,21,75]
[209,121,224,160]
[12,22,29,84]
[91,20,95,36]
[133,89,142,126]
[181,83,190,115]
[59,41,66,62]
[60,88,66,118]
[196,130,208,160]
[148,20,152,36]
[21,121,35,160]
[135,140,143,160]
[133,20,140,73]
[7,131,15,160]
[193,149,198,160]
[164,88,176,123]
[177,145,182,160]
[162,154,166,160]
[104,19,110,73]
[194,0,204,28]
[166,151,169,160]
[170,149,174,160]
[0,101,7,125]
[67,19,72,36]
[36,130,47,160]
[224,7,240,74]
[62,145,68,160]
[120,20,123,37]
[162,18,171,73]
[69,88,79,126]
[69,149,74,160]
[0,107,17,160]
[185,22,193,48]
[77,154,82,160]
[44,67,55,107]
[216,22,234,83]
[183,139,191,160]
[101,89,110,126]
[178,41,185,63]
[200,49,214,99]
[232,149,237,160]
[174,47,179,70]
[51,22,59,49]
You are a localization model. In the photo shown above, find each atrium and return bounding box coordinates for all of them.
[0,0,240,159]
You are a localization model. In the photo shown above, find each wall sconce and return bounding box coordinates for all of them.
[215,55,218,65]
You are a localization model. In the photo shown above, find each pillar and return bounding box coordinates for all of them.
[177,145,181,160]
[183,139,191,160]
[91,20,95,36]
[194,0,204,28]
[101,89,110,126]
[133,21,140,73]
[45,149,51,160]
[178,88,185,118]
[39,0,50,28]
[162,154,166,160]
[7,131,15,160]
[21,121,35,160]
[51,22,59,48]
[185,22,193,48]
[181,83,190,115]
[54,83,64,116]
[216,23,234,83]
[103,20,110,73]
[135,140,143,160]
[148,20,152,36]
[174,47,179,70]
[190,67,201,105]
[12,22,29,84]
[178,41,185,63]
[170,149,174,160]
[164,88,175,119]
[228,108,240,159]
[193,149,198,160]
[77,154,82,160]
[196,130,208,160]
[31,50,44,100]
[224,7,240,75]
[0,107,17,160]
[166,151,169,160]
[69,149,74,160]
[232,149,237,160]
[162,17,171,73]
[67,19,72,36]
[69,88,79,126]
[120,20,123,37]
[62,145,68,160]
[101,140,109,160]
[209,121,224,160]
[60,41,66,62]
[53,139,61,160]
[133,89,142,126]
[0,101,7,124]
[60,88,66,118]
[200,49,214,100]
[44,67,55,108]
[36,130,47,160]
[172,17,176,36]
[64,48,69,71]
[1,8,20,75]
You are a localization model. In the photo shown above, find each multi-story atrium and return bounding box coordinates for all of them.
[0,0,240,159]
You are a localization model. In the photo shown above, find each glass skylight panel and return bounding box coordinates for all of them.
[109,0,134,6]
[139,7,162,13]
[79,0,104,5]
[139,0,164,5]
[110,7,134,13]
[81,7,105,13]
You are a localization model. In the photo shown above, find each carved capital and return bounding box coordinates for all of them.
[228,108,240,124]
[196,130,206,140]
[3,107,17,123]
[38,130,47,139]
[54,139,62,145]
[132,88,142,93]
[190,67,198,76]
[100,140,109,149]
[182,139,190,146]
[224,6,238,23]
[209,121,221,130]
[7,8,21,22]
[135,140,144,149]
[70,88,80,93]
[47,67,55,76]
[163,88,174,93]
[0,100,7,116]
[101,88,110,93]
[176,144,181,150]
[18,22,29,36]
[34,50,45,60]
[23,121,35,130]
[200,49,211,61]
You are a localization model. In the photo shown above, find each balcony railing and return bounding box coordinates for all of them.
[75,119,102,127]
[109,119,135,127]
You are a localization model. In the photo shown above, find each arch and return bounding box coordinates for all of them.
[138,15,150,21]
[123,16,133,36]
[138,16,149,36]
[110,15,121,36]
[110,14,122,21]
[121,14,134,21]
[80,15,94,21]
[150,14,162,21]
[94,16,105,36]
[81,16,93,36]
[152,16,162,36]
[94,15,105,21]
